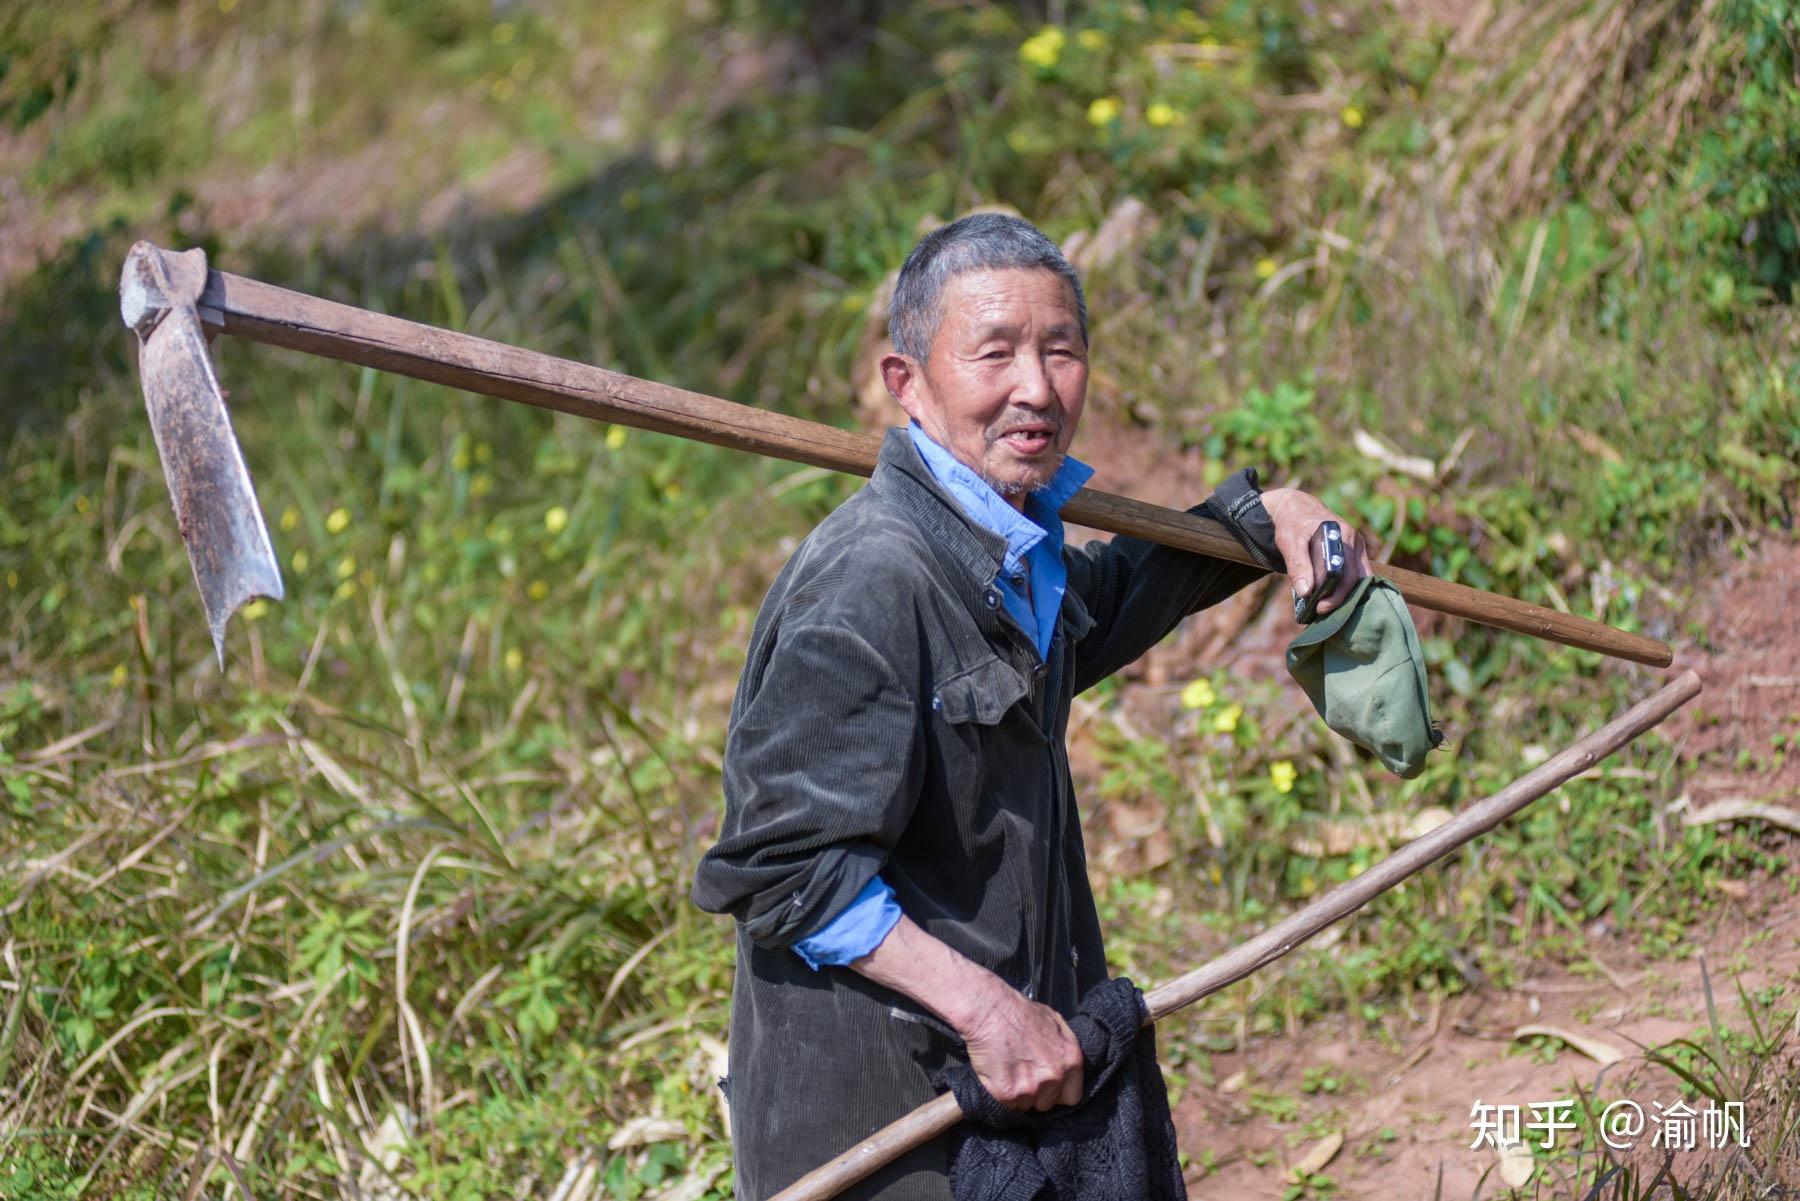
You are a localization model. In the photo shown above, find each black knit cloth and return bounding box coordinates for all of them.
[935,978,1187,1201]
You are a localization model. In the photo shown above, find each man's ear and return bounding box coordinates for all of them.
[880,351,923,422]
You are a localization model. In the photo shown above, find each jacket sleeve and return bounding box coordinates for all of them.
[791,874,903,969]
[1066,467,1281,694]
[689,622,926,950]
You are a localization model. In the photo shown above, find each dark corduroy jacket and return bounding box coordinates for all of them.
[691,427,1277,1201]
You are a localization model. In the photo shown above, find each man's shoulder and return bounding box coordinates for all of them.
[741,486,959,663]
[779,486,945,600]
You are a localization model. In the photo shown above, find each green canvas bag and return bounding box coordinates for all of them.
[1285,575,1444,779]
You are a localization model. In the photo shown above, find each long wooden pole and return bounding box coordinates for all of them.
[767,670,1702,1201]
[188,261,1673,668]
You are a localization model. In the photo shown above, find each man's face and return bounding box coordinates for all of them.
[882,267,1089,504]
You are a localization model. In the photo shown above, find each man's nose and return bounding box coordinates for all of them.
[1011,352,1054,408]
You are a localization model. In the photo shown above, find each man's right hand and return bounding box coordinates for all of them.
[958,982,1085,1111]
[846,913,1085,1113]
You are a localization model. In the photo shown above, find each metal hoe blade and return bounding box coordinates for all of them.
[121,242,283,666]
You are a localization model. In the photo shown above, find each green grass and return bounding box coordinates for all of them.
[1,0,1798,1196]
[1506,970,1800,1199]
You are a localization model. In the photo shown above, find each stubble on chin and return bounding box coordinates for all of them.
[976,410,1072,497]
[978,449,1065,498]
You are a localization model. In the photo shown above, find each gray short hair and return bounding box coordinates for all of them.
[888,213,1088,361]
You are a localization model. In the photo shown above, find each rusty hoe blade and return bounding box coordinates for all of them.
[121,242,283,666]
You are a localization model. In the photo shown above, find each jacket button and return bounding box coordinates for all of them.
[930,693,943,712]
[1031,663,1048,682]
[982,588,1000,609]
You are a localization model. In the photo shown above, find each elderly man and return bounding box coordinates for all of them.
[692,213,1368,1200]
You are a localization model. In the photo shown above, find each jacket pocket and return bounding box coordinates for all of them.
[931,654,1027,726]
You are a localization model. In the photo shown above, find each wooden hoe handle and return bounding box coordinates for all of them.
[189,261,1671,667]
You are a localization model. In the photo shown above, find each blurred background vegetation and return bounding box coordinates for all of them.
[1,0,1796,1197]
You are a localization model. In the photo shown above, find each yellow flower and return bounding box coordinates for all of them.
[325,507,350,535]
[291,548,310,573]
[1340,105,1364,128]
[606,426,628,450]
[241,599,269,621]
[1087,96,1123,127]
[1179,678,1217,710]
[544,505,569,534]
[279,505,300,532]
[1007,128,1032,153]
[334,579,357,600]
[336,555,356,580]
[1146,102,1182,128]
[504,647,524,672]
[1019,27,1066,69]
[1269,760,1297,793]
[1076,29,1108,51]
[110,663,128,689]
[1255,257,1278,280]
[492,21,515,44]
[663,481,683,500]
[527,580,549,600]
[491,77,515,102]
[1213,703,1242,733]
[470,472,493,498]
[453,442,472,470]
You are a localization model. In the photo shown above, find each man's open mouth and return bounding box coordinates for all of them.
[996,426,1056,455]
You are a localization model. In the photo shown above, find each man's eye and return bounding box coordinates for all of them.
[982,350,1009,360]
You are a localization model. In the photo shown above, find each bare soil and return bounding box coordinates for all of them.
[1169,889,1800,1199]
[1661,538,1800,809]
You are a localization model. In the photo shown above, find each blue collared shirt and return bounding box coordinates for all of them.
[791,422,1095,970]
[905,420,1095,660]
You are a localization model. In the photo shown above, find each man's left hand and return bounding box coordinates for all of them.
[1258,487,1373,618]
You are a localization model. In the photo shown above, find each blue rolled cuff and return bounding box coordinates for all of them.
[792,874,902,970]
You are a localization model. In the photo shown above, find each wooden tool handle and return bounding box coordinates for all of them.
[768,670,1701,1201]
[195,262,1672,668]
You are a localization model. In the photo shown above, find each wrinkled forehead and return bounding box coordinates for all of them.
[939,267,1085,340]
